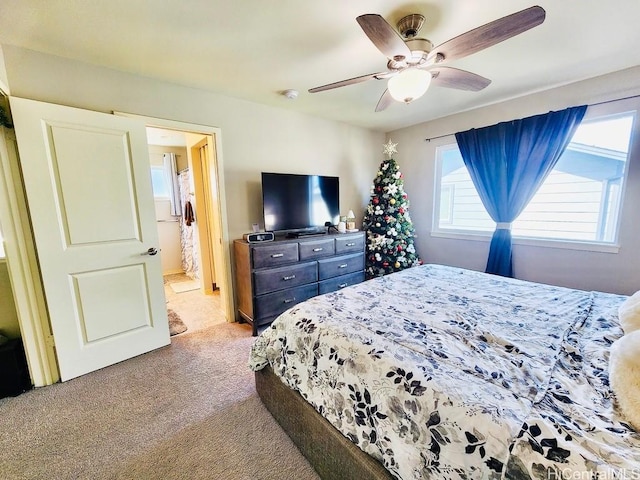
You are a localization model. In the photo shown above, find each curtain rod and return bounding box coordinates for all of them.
[423,93,640,143]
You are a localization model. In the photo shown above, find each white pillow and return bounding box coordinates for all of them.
[609,330,640,430]
[618,290,640,334]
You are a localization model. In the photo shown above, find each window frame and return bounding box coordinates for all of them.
[431,100,637,253]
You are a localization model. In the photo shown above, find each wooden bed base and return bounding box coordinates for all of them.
[255,367,394,480]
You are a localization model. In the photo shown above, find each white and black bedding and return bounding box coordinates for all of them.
[249,264,640,479]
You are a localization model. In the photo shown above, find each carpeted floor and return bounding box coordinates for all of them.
[0,322,320,480]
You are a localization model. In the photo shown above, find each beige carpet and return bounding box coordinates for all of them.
[0,322,320,480]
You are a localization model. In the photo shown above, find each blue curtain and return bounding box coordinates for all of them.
[455,105,587,277]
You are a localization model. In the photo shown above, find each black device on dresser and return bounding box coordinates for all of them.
[234,232,365,336]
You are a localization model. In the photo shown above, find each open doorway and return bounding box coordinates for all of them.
[146,126,227,335]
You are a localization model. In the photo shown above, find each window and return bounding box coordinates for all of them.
[151,166,170,197]
[433,109,635,245]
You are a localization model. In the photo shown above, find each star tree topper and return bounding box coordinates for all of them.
[383,139,397,159]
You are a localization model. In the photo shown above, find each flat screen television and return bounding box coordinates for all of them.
[262,172,340,236]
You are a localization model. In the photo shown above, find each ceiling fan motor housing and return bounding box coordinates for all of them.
[388,37,433,70]
[397,14,425,38]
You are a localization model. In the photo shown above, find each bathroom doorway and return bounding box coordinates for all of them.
[146,126,228,333]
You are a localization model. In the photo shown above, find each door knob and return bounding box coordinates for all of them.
[142,247,158,256]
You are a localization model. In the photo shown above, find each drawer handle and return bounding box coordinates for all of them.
[338,283,348,288]
[271,253,284,258]
[338,264,348,268]
[313,247,323,252]
[283,274,296,281]
[345,242,356,247]
[283,298,295,304]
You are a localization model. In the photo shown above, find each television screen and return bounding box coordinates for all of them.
[262,172,340,234]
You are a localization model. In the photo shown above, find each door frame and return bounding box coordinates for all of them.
[0,123,58,386]
[189,136,218,294]
[118,113,233,323]
[0,86,59,386]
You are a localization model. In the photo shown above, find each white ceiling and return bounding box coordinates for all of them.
[1,0,640,132]
[146,126,186,147]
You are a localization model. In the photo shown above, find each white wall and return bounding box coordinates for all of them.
[390,66,640,295]
[1,45,383,244]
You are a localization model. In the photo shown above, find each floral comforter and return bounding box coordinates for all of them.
[249,264,640,480]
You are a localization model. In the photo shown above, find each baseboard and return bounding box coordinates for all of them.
[163,268,185,275]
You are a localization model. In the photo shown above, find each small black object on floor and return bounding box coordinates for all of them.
[0,338,32,399]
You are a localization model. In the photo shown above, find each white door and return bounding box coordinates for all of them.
[10,97,170,381]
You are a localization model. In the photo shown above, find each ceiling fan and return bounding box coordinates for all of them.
[308,6,546,112]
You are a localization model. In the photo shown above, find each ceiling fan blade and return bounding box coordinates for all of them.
[356,14,412,60]
[375,89,394,112]
[429,66,491,91]
[309,71,390,93]
[426,6,545,64]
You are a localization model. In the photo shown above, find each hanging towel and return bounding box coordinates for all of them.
[184,201,195,226]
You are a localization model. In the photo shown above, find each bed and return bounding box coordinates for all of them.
[249,264,640,479]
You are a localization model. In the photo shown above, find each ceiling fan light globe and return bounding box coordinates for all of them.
[387,69,431,103]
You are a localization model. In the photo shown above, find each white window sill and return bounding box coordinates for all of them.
[431,230,620,254]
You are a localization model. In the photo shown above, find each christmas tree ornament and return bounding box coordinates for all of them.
[362,141,421,279]
[383,139,398,159]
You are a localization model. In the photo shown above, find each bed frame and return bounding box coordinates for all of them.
[255,366,393,480]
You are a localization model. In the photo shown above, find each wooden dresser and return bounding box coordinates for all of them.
[234,232,365,335]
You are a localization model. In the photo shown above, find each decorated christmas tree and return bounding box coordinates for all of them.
[363,140,421,278]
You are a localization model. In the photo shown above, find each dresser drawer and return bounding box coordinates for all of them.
[253,261,317,295]
[252,243,299,269]
[318,253,365,280]
[255,284,318,320]
[335,234,364,254]
[298,238,335,260]
[318,271,365,295]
